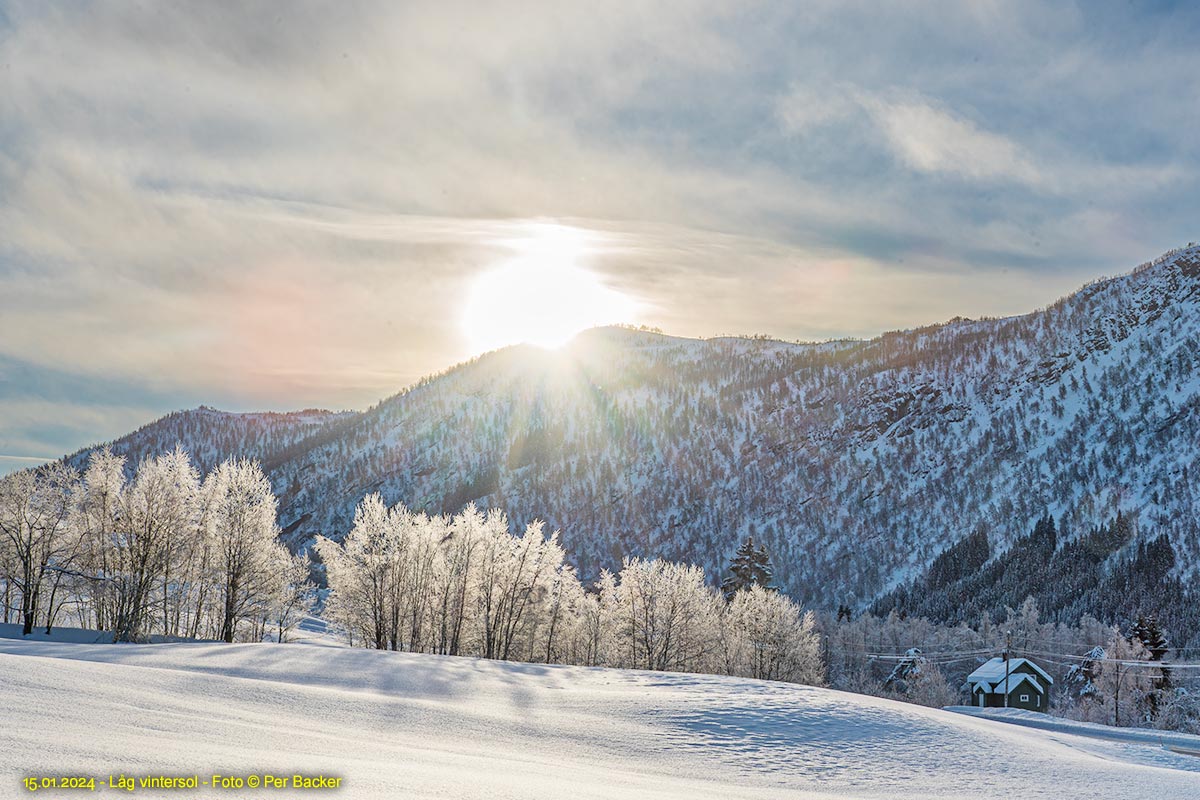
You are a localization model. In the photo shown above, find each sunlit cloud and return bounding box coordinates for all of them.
[1,1,1198,460]
[864,97,1043,185]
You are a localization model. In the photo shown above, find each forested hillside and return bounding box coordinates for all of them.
[66,245,1200,621]
[63,408,355,475]
[874,513,1199,643]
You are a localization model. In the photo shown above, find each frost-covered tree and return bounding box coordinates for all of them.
[318,494,829,682]
[0,529,16,624]
[269,551,316,643]
[1089,628,1156,727]
[477,516,564,661]
[605,557,721,672]
[207,459,285,643]
[723,585,823,683]
[75,449,127,631]
[1157,688,1200,734]
[903,660,959,708]
[578,570,618,667]
[110,449,200,642]
[319,497,573,662]
[321,496,446,652]
[318,494,396,650]
[0,463,80,635]
[539,558,584,664]
[433,505,485,656]
[0,448,309,644]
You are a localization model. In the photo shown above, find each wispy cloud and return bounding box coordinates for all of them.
[864,96,1043,185]
[0,455,54,463]
[1,1,1198,459]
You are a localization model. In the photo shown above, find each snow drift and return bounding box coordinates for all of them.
[3,638,1200,799]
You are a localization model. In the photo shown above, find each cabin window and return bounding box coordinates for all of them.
[1019,694,1029,702]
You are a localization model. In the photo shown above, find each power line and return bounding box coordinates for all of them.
[862,650,994,661]
[835,643,1200,669]
[1013,648,1198,669]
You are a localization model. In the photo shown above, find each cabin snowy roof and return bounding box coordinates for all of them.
[967,657,1053,688]
[971,672,1043,695]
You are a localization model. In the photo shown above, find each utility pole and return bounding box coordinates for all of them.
[1004,630,1012,709]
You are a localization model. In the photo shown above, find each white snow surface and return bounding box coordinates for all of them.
[948,706,1200,752]
[3,638,1200,799]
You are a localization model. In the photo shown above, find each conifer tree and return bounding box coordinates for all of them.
[1132,614,1172,719]
[721,536,774,600]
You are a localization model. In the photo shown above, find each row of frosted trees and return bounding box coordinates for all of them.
[1,449,823,683]
[318,496,824,683]
[0,449,312,643]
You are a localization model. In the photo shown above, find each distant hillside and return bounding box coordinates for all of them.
[63,407,356,475]
[68,245,1200,621]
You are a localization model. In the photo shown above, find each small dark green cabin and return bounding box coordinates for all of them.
[966,657,1052,712]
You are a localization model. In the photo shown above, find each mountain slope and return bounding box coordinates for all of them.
[63,406,356,475]
[72,245,1200,614]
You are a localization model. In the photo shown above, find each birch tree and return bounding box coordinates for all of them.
[724,585,824,683]
[110,449,199,642]
[208,459,283,643]
[0,463,79,635]
[605,558,721,672]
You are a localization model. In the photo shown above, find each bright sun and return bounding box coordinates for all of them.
[461,225,637,353]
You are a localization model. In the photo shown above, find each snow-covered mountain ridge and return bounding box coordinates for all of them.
[67,245,1200,611]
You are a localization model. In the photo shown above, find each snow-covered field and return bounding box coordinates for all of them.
[3,637,1200,799]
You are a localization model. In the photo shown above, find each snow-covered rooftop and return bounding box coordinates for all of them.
[972,672,1043,695]
[968,657,1053,688]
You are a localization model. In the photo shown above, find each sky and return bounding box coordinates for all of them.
[2,1,1199,472]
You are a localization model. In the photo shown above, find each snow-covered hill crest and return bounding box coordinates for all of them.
[4,638,1200,799]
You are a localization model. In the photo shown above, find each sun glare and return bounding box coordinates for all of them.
[462,226,637,353]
